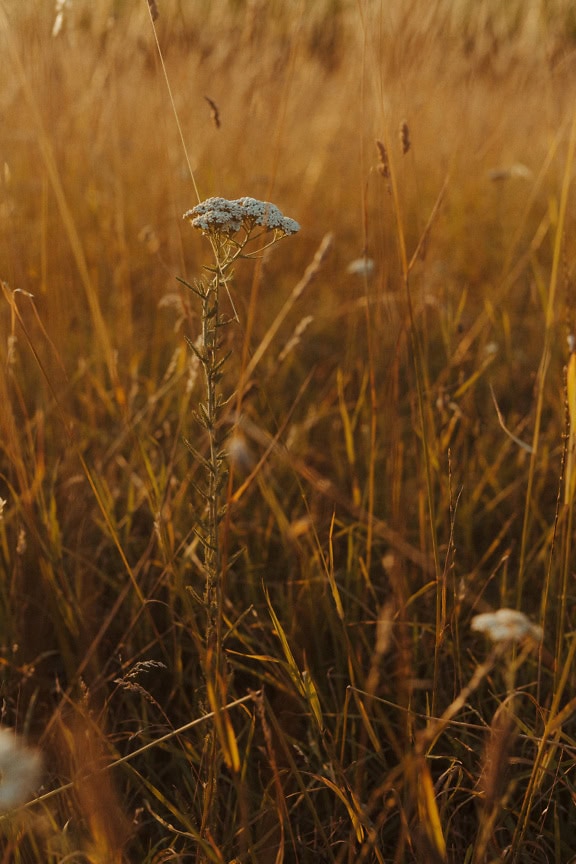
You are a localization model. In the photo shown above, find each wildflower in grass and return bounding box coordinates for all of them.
[471,608,543,644]
[184,196,300,239]
[0,729,42,810]
[347,256,375,276]
[180,195,300,834]
[227,432,256,474]
[181,197,299,629]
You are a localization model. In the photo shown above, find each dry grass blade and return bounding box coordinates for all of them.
[241,232,333,385]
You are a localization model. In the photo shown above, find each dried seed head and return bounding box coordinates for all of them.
[204,95,221,129]
[375,140,389,178]
[479,703,516,811]
[278,315,314,364]
[138,224,160,255]
[147,0,159,21]
[399,120,410,155]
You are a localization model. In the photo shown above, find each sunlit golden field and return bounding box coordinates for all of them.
[2,1,576,861]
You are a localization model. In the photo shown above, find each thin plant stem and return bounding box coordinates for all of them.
[181,197,300,849]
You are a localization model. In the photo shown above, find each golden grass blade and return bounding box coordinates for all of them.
[416,757,447,862]
[565,350,576,503]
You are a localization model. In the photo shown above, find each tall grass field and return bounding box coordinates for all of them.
[1,1,576,861]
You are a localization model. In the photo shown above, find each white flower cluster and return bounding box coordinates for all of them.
[471,608,543,644]
[0,728,42,810]
[183,197,300,237]
[347,256,375,277]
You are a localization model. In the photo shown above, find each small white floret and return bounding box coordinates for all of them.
[347,257,375,276]
[183,197,244,234]
[0,729,42,810]
[471,608,543,644]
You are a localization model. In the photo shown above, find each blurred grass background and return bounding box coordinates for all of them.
[1,0,576,861]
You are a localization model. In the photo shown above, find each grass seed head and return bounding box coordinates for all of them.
[400,119,411,154]
[375,139,390,178]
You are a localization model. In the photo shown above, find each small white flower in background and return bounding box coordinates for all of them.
[347,257,375,277]
[183,197,300,237]
[0,729,42,810]
[227,433,256,473]
[487,163,533,182]
[471,608,543,644]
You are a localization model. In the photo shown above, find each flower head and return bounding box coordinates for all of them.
[183,197,300,237]
[347,256,375,276]
[0,728,42,810]
[184,197,244,234]
[471,608,543,644]
[235,197,300,234]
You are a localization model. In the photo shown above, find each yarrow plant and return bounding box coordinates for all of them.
[180,196,299,831]
[417,610,543,755]
[468,608,544,862]
[181,197,299,652]
[471,608,543,644]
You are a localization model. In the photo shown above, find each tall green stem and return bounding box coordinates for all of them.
[201,272,225,666]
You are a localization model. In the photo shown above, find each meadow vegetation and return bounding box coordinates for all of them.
[1,0,576,861]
